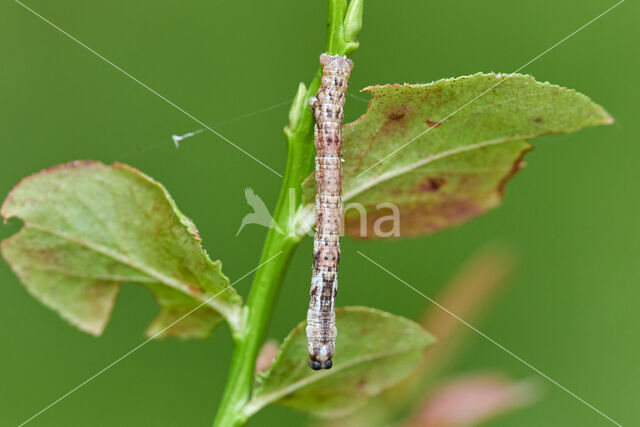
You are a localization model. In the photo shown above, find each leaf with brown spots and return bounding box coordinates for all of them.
[1,161,242,337]
[244,307,435,418]
[296,73,612,238]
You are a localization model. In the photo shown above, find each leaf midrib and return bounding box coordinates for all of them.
[26,223,240,326]
[295,134,531,235]
[343,134,534,201]
[243,341,429,417]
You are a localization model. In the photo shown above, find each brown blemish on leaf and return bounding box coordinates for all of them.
[352,104,411,172]
[403,199,485,236]
[425,119,442,128]
[413,177,447,193]
[533,117,543,123]
[380,107,411,136]
[388,112,405,121]
[497,146,533,197]
[345,199,485,240]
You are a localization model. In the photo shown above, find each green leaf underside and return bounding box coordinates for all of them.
[246,307,435,418]
[299,73,612,238]
[1,161,242,337]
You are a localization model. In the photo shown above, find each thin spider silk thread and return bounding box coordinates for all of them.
[122,98,293,159]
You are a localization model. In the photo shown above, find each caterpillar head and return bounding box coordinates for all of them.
[309,344,334,370]
[309,356,333,370]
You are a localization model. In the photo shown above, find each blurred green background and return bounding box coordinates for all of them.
[1,0,638,425]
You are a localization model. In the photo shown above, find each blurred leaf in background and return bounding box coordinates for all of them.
[325,244,531,426]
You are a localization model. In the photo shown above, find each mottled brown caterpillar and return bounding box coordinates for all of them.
[306,53,353,370]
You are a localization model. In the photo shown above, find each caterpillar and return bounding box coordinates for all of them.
[306,53,353,370]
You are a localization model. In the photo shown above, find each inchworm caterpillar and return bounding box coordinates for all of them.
[306,53,353,370]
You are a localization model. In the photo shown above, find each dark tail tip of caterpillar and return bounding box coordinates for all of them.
[309,358,333,370]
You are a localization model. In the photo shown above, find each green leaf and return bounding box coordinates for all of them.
[296,73,613,238]
[244,307,435,418]
[1,161,242,337]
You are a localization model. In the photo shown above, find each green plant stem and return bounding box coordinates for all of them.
[211,133,311,427]
[213,1,360,425]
